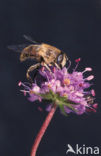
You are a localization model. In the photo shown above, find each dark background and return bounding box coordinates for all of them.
[0,0,101,156]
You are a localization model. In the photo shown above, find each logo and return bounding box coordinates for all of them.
[66,144,100,155]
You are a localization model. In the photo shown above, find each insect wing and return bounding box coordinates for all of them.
[8,44,29,53]
[23,35,39,44]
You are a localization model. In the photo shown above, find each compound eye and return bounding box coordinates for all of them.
[57,54,63,63]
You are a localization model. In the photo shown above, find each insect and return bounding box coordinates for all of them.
[8,35,68,82]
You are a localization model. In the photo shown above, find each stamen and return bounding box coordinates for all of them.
[86,96,94,103]
[86,75,94,81]
[75,58,81,63]
[63,79,70,85]
[86,105,96,112]
[38,106,43,112]
[24,90,27,96]
[19,82,30,89]
[75,92,83,97]
[91,89,95,96]
[82,67,92,73]
[18,81,22,86]
[79,83,83,87]
[93,103,98,109]
[44,71,50,81]
[74,58,81,71]
[86,107,96,113]
[86,108,92,112]
[30,90,35,94]
[92,109,96,113]
[38,97,42,102]
[48,84,51,88]
[24,82,31,86]
[42,69,51,82]
[20,90,29,95]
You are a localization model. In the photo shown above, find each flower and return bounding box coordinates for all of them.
[19,59,97,116]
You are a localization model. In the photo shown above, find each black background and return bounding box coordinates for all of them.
[0,0,101,156]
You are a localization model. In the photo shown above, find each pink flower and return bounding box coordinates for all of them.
[19,59,97,116]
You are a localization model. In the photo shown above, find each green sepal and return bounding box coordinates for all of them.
[39,90,78,115]
[59,104,68,116]
[58,101,77,113]
[39,90,56,101]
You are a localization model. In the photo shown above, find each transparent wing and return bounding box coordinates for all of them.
[8,44,29,53]
[23,35,39,44]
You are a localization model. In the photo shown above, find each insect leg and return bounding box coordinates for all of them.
[54,62,61,69]
[41,63,52,72]
[26,63,40,82]
[33,66,40,80]
[60,53,68,68]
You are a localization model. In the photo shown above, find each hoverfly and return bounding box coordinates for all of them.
[8,35,68,82]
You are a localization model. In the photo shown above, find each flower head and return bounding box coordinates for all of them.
[19,59,97,116]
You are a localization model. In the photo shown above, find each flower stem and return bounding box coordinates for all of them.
[30,104,57,156]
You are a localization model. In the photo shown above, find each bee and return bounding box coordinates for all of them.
[8,35,68,82]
